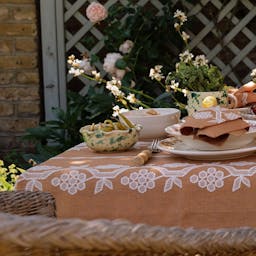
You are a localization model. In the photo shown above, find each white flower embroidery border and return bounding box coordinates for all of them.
[15,161,256,195]
[192,106,241,124]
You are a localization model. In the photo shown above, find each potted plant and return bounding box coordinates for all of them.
[150,9,227,115]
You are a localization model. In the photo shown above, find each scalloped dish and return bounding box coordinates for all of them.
[165,120,256,151]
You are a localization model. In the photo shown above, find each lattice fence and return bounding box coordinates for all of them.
[64,0,256,95]
[183,0,256,86]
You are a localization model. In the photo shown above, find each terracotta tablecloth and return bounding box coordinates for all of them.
[15,141,256,229]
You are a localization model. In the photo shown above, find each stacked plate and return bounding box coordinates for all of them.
[158,120,256,161]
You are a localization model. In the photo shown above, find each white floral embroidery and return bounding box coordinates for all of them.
[192,107,240,124]
[27,165,62,171]
[94,178,113,194]
[164,177,182,192]
[51,170,87,195]
[15,168,60,191]
[193,111,212,119]
[224,112,240,120]
[232,176,251,191]
[121,169,156,193]
[190,168,224,192]
[241,92,248,106]
[211,106,226,123]
[16,141,256,195]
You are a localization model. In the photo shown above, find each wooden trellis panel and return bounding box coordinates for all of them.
[64,0,165,95]
[64,0,256,94]
[41,0,256,120]
[183,0,256,86]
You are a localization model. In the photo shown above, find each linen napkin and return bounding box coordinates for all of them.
[228,81,256,108]
[180,106,249,143]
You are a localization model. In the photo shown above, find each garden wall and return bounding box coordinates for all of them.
[0,0,40,154]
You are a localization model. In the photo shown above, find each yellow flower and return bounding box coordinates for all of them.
[17,167,26,173]
[8,164,16,169]
[201,96,218,108]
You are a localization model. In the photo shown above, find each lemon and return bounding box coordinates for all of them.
[201,96,218,108]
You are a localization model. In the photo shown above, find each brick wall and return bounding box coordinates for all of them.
[0,0,40,154]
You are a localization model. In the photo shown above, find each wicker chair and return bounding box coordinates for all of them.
[1,211,256,256]
[0,191,56,217]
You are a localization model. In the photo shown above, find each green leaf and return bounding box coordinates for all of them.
[115,59,127,69]
[90,54,100,64]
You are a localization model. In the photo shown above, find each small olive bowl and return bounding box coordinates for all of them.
[79,124,141,152]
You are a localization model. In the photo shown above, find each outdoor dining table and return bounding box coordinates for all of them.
[15,140,256,229]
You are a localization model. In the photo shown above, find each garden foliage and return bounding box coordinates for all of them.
[8,0,197,166]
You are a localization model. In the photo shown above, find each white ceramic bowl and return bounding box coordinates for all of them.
[80,124,141,152]
[123,108,181,139]
[165,120,256,151]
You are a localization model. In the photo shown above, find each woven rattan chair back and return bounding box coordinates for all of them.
[1,212,256,256]
[0,191,56,217]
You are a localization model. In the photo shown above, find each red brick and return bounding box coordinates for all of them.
[0,118,39,132]
[0,39,13,54]
[0,0,34,3]
[0,24,37,36]
[17,102,40,116]
[0,0,38,153]
[15,38,37,52]
[0,102,14,116]
[0,7,9,21]
[16,71,39,84]
[0,55,37,69]
[0,72,15,85]
[13,6,36,21]
[0,87,39,101]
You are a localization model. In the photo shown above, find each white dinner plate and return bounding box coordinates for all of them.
[164,120,256,151]
[158,137,256,161]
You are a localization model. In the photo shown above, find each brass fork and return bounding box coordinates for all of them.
[150,138,160,153]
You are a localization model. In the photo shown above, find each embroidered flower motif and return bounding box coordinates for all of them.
[190,168,224,192]
[193,111,212,119]
[86,2,108,23]
[224,112,240,120]
[121,169,156,193]
[51,170,87,195]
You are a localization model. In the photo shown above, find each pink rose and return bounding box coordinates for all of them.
[119,40,134,54]
[103,53,126,80]
[86,2,108,23]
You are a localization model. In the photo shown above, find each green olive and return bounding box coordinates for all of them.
[101,125,114,132]
[89,115,135,133]
[115,121,128,130]
[104,119,114,127]
[118,113,134,128]
[90,123,95,131]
